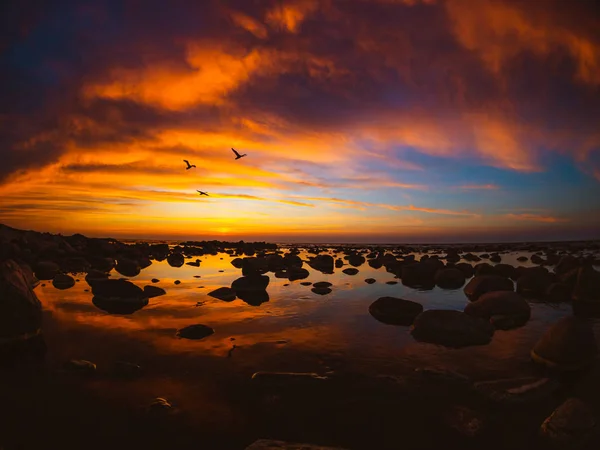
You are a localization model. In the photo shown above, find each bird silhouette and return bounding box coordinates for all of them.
[183,160,196,170]
[231,148,247,160]
[197,190,209,196]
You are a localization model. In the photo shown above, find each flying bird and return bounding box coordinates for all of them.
[197,190,209,196]
[183,160,196,170]
[231,148,247,160]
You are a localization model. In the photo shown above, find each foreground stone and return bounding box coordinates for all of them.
[245,440,348,450]
[464,291,531,330]
[52,273,75,290]
[369,297,423,326]
[464,275,514,301]
[572,266,600,316]
[434,268,466,289]
[540,398,596,448]
[143,285,166,298]
[531,316,598,371]
[411,310,494,347]
[208,287,236,301]
[342,268,358,276]
[176,324,215,340]
[474,377,559,404]
[115,258,141,277]
[34,261,59,280]
[0,260,43,344]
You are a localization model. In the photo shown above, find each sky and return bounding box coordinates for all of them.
[1,0,600,243]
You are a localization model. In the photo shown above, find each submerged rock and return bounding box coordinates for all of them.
[464,275,514,301]
[311,286,332,296]
[532,316,598,371]
[464,291,531,330]
[342,268,359,276]
[208,287,236,302]
[115,258,141,277]
[313,281,332,289]
[0,260,43,344]
[231,275,269,293]
[91,279,148,314]
[369,297,423,326]
[176,324,215,340]
[411,310,494,347]
[540,398,596,448]
[64,359,97,375]
[52,273,75,290]
[288,267,310,281]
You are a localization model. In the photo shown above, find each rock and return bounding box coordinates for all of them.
[540,398,596,448]
[411,310,494,347]
[311,286,332,295]
[464,291,531,330]
[489,253,501,263]
[434,268,466,289]
[517,256,528,262]
[308,255,334,274]
[401,262,440,289]
[34,261,59,280]
[91,279,148,314]
[85,269,109,287]
[208,287,236,302]
[545,283,571,302]
[474,263,496,276]
[151,278,160,283]
[313,281,332,289]
[245,440,347,450]
[64,359,96,375]
[288,267,309,281]
[0,260,43,344]
[555,255,580,276]
[113,361,142,378]
[88,256,115,272]
[176,324,214,340]
[444,405,483,438]
[300,281,312,286]
[231,258,244,268]
[464,275,514,301]
[185,260,200,267]
[166,253,184,268]
[368,259,383,269]
[52,273,75,290]
[386,281,398,285]
[241,257,268,277]
[365,278,376,284]
[369,297,423,326]
[335,259,344,268]
[231,275,269,293]
[115,258,141,277]
[174,280,181,285]
[143,285,166,298]
[493,263,517,280]
[342,268,359,276]
[147,397,173,415]
[455,262,475,279]
[138,257,152,269]
[237,289,269,306]
[572,266,600,316]
[474,377,559,404]
[517,271,554,298]
[348,254,365,267]
[531,316,598,371]
[17,262,39,289]
[283,254,303,268]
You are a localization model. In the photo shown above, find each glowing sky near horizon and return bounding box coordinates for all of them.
[1,0,599,242]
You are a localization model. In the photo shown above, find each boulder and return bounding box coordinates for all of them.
[143,285,166,298]
[464,275,514,301]
[572,266,600,316]
[401,262,439,289]
[231,258,244,268]
[554,255,580,276]
[85,269,109,287]
[308,255,334,274]
[311,287,332,296]
[288,267,310,281]
[91,279,148,314]
[474,263,495,276]
[545,283,571,302]
[283,254,303,268]
[464,291,530,330]
[455,263,474,279]
[166,253,184,268]
[517,256,528,262]
[176,324,214,340]
[34,261,59,280]
[64,359,97,375]
[313,281,332,289]
[242,257,268,277]
[231,275,270,293]
[365,278,376,284]
[369,297,423,326]
[540,398,596,448]
[493,264,517,280]
[0,260,43,343]
[208,287,237,302]
[342,268,359,276]
[335,259,344,268]
[531,316,598,371]
[517,271,554,298]
[434,268,466,289]
[115,258,141,277]
[348,254,365,267]
[368,259,383,269]
[52,273,75,290]
[411,310,494,347]
[88,257,115,272]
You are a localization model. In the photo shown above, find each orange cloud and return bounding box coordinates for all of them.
[265,0,319,33]
[459,184,499,190]
[505,213,569,223]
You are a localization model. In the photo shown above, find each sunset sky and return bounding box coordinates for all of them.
[1,0,600,243]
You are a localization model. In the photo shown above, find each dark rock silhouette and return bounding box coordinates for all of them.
[464,275,514,301]
[308,254,334,274]
[167,253,184,268]
[115,258,141,277]
[143,285,166,298]
[369,297,423,326]
[34,261,59,280]
[540,398,596,447]
[434,268,466,289]
[464,291,530,330]
[208,287,236,301]
[52,273,75,290]
[342,268,358,276]
[91,279,148,314]
[411,310,494,347]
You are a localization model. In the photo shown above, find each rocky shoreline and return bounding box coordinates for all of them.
[2,223,600,449]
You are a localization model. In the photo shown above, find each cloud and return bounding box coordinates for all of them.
[505,213,570,223]
[459,184,499,190]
